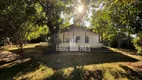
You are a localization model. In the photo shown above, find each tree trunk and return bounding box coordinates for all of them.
[46,21,60,53]
[15,39,24,53]
[127,32,131,49]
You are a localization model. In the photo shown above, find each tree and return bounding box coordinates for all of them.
[33,0,71,52]
[91,0,142,48]
[0,0,48,51]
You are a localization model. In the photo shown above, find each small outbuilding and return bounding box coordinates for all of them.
[57,25,103,51]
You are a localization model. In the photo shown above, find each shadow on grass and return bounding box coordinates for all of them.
[9,45,47,53]
[42,48,138,70]
[9,47,138,70]
[48,66,103,80]
[0,58,41,80]
[1,46,141,80]
[119,65,142,80]
[47,64,142,80]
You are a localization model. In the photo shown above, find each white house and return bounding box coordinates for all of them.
[56,25,103,51]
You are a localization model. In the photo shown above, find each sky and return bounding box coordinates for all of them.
[61,1,104,28]
[69,18,91,27]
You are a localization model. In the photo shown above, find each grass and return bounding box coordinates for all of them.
[110,48,142,61]
[6,61,142,80]
[40,51,137,69]
[14,64,54,80]
[0,43,142,80]
[1,58,141,80]
[37,48,138,69]
[0,57,54,80]
[8,44,40,51]
[55,63,142,80]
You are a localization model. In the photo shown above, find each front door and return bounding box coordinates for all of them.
[69,36,79,51]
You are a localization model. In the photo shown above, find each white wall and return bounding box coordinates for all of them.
[74,29,85,43]
[86,31,99,43]
[58,28,103,48]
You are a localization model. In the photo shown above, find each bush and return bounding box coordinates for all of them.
[119,39,135,49]
[108,33,135,49]
[132,33,142,54]
[109,36,118,48]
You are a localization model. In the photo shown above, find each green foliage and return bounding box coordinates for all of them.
[1,0,142,51]
[91,0,142,49]
[27,25,48,40]
[132,32,142,54]
[91,9,112,34]
[0,0,48,50]
[109,35,118,48]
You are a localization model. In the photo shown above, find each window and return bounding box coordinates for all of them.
[76,36,80,43]
[85,36,89,43]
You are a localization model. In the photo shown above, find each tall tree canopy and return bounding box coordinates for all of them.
[91,0,142,40]
[0,0,142,52]
[0,0,48,50]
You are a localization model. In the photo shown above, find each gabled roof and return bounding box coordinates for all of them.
[60,24,94,33]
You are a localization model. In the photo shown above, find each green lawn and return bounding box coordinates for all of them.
[41,51,137,69]
[0,43,142,80]
[0,58,141,80]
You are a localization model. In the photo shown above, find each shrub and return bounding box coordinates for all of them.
[109,36,118,48]
[132,33,142,54]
